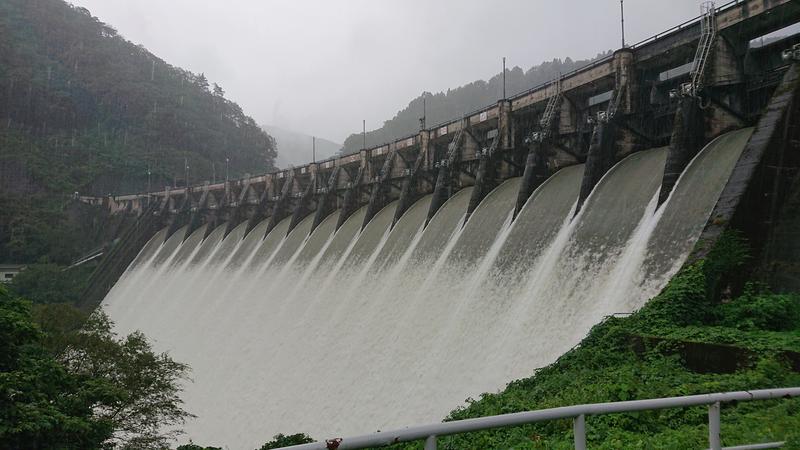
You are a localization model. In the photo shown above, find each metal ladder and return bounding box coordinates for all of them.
[539,74,562,132]
[688,1,717,96]
[441,120,465,167]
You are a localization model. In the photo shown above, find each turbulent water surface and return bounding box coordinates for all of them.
[103,128,753,448]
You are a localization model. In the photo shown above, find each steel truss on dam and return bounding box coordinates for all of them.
[80,0,800,306]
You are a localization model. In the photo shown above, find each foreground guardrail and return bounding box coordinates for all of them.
[279,387,800,450]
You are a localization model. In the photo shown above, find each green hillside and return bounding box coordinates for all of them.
[0,0,277,265]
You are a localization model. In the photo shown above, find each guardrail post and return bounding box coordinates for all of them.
[424,435,437,450]
[709,402,721,450]
[574,414,586,450]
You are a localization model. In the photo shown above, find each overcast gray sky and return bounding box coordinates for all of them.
[70,0,705,143]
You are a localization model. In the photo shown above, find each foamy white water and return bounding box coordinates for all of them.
[101,129,753,449]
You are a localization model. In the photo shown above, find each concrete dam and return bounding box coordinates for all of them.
[80,1,800,448]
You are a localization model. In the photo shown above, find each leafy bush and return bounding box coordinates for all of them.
[7,264,93,305]
[177,442,223,450]
[0,284,195,449]
[258,433,315,449]
[719,284,800,331]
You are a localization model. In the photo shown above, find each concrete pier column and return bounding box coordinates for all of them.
[311,167,340,234]
[613,48,636,115]
[576,120,617,214]
[498,100,513,150]
[658,96,704,206]
[362,150,397,229]
[465,156,492,222]
[243,175,272,237]
[335,152,369,231]
[393,136,429,226]
[426,127,463,225]
[266,170,294,235]
[514,141,550,218]
[289,164,318,233]
[426,161,452,225]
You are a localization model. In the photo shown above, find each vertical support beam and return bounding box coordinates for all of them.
[427,161,452,225]
[311,167,340,234]
[574,414,587,450]
[514,141,550,218]
[266,170,294,235]
[613,48,636,115]
[498,99,513,150]
[424,435,437,450]
[427,125,464,225]
[362,149,397,230]
[708,402,721,450]
[576,120,617,215]
[658,96,703,206]
[336,150,370,230]
[466,130,500,222]
[393,131,432,226]
[466,157,490,223]
[243,175,272,237]
[289,164,318,233]
[335,167,365,231]
[612,47,638,159]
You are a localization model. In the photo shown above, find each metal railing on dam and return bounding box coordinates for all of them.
[279,388,800,450]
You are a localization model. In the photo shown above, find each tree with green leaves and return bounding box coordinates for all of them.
[0,285,194,449]
[257,433,315,449]
[58,311,195,448]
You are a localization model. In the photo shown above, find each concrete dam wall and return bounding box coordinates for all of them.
[102,126,755,448]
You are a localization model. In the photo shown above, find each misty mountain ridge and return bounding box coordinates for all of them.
[262,125,341,169]
[0,0,276,264]
[341,52,612,154]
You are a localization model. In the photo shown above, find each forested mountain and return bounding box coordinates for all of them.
[262,125,341,169]
[0,0,276,264]
[0,0,276,197]
[340,53,611,154]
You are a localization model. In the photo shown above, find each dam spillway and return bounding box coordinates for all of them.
[103,128,753,448]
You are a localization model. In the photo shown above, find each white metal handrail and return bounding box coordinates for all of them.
[279,387,800,450]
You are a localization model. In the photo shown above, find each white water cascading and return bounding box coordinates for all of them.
[102,128,753,449]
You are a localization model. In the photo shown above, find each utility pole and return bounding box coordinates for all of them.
[620,0,626,48]
[147,163,151,192]
[184,158,189,188]
[225,157,230,181]
[420,94,426,130]
[312,136,316,162]
[362,119,366,149]
[502,57,507,99]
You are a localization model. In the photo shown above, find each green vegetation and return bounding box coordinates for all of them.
[0,0,277,268]
[340,53,610,154]
[358,233,800,449]
[0,285,193,449]
[7,264,93,305]
[257,433,315,449]
[176,443,223,450]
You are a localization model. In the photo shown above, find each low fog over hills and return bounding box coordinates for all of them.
[262,125,342,169]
